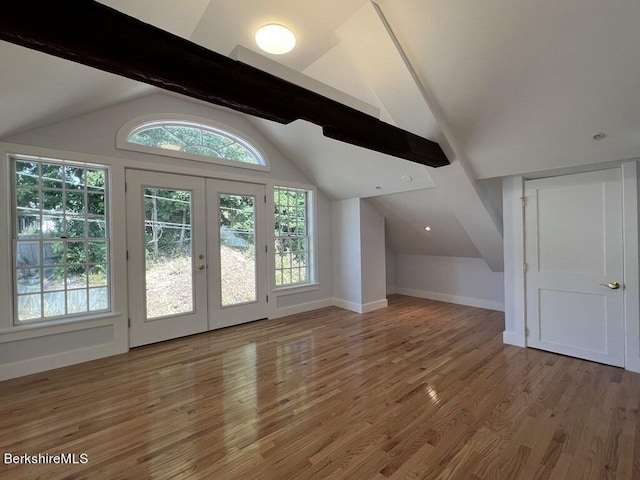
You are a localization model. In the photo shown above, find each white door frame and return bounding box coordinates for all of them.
[502,161,640,372]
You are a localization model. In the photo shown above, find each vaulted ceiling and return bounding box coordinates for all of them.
[1,0,638,265]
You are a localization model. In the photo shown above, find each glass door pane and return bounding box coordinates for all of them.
[219,194,257,307]
[144,188,194,319]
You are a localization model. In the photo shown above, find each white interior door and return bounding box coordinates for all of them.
[207,179,268,329]
[524,168,625,366]
[126,170,208,347]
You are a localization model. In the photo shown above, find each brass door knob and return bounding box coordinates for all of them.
[600,281,621,290]
[196,264,206,271]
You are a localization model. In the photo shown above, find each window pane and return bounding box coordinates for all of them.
[11,156,110,323]
[16,161,39,187]
[89,288,109,311]
[219,194,256,306]
[88,241,107,264]
[127,122,263,165]
[88,264,107,287]
[87,193,105,215]
[274,187,310,287]
[64,166,85,190]
[86,170,105,191]
[16,188,40,214]
[18,294,41,321]
[66,265,87,289]
[43,291,65,317]
[88,218,107,238]
[66,191,85,215]
[17,215,41,237]
[67,289,88,314]
[17,241,41,267]
[44,274,64,292]
[144,188,194,319]
[43,241,63,266]
[65,217,86,238]
[42,215,64,238]
[42,164,63,189]
[65,241,86,264]
[42,189,63,213]
[17,268,41,294]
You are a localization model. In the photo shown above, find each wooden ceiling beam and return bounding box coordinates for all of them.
[0,1,449,167]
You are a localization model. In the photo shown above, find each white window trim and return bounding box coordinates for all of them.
[0,144,128,341]
[10,154,114,326]
[268,182,318,295]
[116,113,271,172]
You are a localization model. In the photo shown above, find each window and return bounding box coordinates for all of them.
[274,187,311,287]
[12,156,110,323]
[117,116,269,171]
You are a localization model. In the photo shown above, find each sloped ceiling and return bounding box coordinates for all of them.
[1,0,638,261]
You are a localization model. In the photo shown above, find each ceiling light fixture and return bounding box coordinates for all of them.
[424,226,431,231]
[400,174,413,182]
[255,24,296,55]
[592,132,607,140]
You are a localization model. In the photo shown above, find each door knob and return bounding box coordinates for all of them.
[196,264,206,271]
[600,281,621,290]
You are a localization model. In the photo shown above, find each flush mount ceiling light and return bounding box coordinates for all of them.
[424,226,431,231]
[400,174,413,183]
[255,24,296,55]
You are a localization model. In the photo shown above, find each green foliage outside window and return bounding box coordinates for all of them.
[128,123,262,165]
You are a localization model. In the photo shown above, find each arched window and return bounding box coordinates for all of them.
[117,115,269,171]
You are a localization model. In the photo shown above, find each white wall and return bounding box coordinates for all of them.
[0,93,334,380]
[332,198,388,313]
[332,198,362,309]
[395,254,505,311]
[385,248,396,294]
[360,199,387,307]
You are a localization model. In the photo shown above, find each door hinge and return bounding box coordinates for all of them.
[523,262,528,273]
[264,194,267,203]
[125,182,127,193]
[525,327,529,337]
[128,318,131,328]
[266,295,269,303]
[126,250,129,260]
[265,245,268,253]
[520,196,526,207]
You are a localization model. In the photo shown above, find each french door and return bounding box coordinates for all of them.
[126,170,267,347]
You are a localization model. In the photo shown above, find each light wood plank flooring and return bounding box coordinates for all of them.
[1,295,639,479]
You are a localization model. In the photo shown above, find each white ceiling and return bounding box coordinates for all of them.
[1,0,638,260]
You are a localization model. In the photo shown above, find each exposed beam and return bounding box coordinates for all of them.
[0,2,449,167]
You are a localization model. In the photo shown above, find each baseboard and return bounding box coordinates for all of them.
[332,298,363,313]
[0,342,127,382]
[387,286,397,295]
[332,298,388,314]
[395,288,505,312]
[271,298,334,319]
[625,356,640,373]
[502,330,526,347]
[361,299,388,313]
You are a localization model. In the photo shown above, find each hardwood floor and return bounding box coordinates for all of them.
[1,295,639,479]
